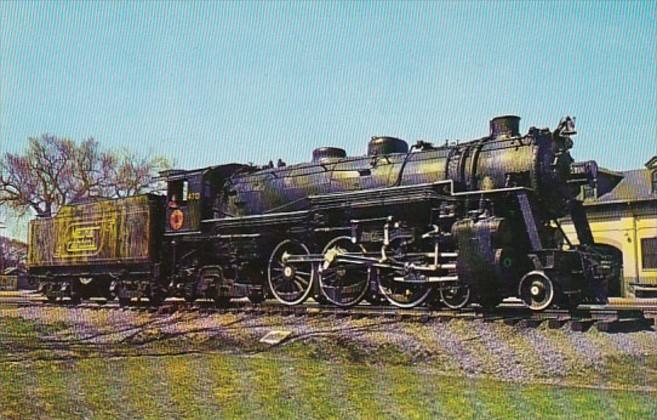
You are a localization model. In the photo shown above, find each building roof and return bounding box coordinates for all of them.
[646,156,657,171]
[587,168,656,205]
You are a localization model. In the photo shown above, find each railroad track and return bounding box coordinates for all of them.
[5,291,657,333]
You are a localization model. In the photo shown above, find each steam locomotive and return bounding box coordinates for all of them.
[29,116,615,311]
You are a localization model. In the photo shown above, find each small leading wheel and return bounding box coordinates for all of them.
[268,239,315,306]
[439,284,471,310]
[378,271,433,309]
[318,236,370,307]
[519,271,555,311]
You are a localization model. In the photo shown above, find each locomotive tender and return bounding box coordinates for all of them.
[29,116,614,311]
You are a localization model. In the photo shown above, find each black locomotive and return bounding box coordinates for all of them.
[29,116,615,311]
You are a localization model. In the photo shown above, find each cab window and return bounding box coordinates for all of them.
[168,180,189,204]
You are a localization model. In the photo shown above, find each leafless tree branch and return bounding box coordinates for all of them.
[0,135,171,218]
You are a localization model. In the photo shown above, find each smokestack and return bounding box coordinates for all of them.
[489,115,521,138]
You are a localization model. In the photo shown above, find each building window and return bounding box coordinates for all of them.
[642,238,657,270]
[652,171,657,194]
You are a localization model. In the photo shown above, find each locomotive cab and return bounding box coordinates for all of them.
[163,169,204,234]
[162,164,249,234]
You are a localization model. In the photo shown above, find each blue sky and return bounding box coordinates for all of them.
[1,1,656,174]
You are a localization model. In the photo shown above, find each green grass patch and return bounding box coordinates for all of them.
[207,351,255,418]
[0,363,41,420]
[292,358,356,419]
[33,360,91,418]
[77,357,139,419]
[603,354,657,388]
[2,352,657,419]
[122,356,183,418]
[0,316,68,342]
[162,354,222,418]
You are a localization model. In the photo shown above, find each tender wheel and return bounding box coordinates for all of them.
[268,239,315,306]
[439,284,471,310]
[318,236,370,307]
[378,271,433,309]
[69,295,81,305]
[46,295,57,304]
[118,297,131,307]
[519,271,555,311]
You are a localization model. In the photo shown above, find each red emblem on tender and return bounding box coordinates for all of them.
[170,209,184,230]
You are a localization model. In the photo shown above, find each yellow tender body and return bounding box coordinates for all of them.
[28,195,157,268]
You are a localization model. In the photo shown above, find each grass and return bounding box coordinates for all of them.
[0,316,68,341]
[1,317,657,419]
[2,354,657,419]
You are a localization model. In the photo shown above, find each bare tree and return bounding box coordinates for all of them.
[0,135,171,218]
[105,151,171,198]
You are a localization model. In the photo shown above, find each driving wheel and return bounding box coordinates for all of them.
[268,239,315,306]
